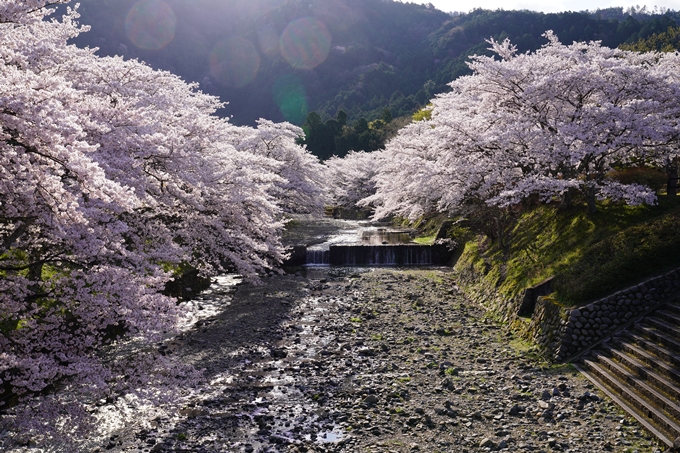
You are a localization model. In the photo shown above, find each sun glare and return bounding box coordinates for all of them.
[210,37,261,88]
[125,0,177,50]
[280,17,332,70]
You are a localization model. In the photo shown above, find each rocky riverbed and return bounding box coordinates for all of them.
[93,266,665,453]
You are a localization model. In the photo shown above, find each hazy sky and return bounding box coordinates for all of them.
[405,0,680,14]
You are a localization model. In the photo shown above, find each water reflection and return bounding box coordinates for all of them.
[361,228,414,245]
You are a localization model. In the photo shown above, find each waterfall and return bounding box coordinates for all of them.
[328,245,437,266]
[286,220,454,267]
[305,247,330,266]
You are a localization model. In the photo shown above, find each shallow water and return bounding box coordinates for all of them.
[301,217,416,266]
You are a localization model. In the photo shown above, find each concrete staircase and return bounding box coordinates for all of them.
[573,301,680,448]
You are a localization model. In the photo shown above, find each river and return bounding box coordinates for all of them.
[4,216,660,453]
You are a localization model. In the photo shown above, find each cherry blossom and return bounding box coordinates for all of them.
[0,1,322,446]
[369,32,680,219]
[325,150,384,211]
[225,119,328,215]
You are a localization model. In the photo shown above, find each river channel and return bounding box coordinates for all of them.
[14,216,663,453]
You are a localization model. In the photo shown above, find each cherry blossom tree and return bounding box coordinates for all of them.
[647,52,680,195]
[325,150,384,211]
[0,1,322,447]
[369,32,680,220]
[225,119,328,215]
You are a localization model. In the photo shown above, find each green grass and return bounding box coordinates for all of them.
[455,197,680,306]
[414,234,436,244]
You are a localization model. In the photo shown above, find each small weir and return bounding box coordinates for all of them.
[305,244,452,266]
[305,247,330,265]
[329,244,435,266]
[299,224,453,267]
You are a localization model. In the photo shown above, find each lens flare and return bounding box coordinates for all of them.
[280,17,331,70]
[257,24,280,58]
[125,0,177,50]
[273,75,308,124]
[309,0,358,32]
[209,37,261,88]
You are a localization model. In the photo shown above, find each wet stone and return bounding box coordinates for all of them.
[66,255,664,453]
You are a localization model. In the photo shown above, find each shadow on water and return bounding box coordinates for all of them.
[104,216,448,452]
[128,266,362,453]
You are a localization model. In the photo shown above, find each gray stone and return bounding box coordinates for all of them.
[479,438,495,448]
[362,395,378,406]
[270,348,288,358]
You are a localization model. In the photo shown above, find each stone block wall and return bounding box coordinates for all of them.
[454,264,523,325]
[526,297,566,359]
[553,267,680,361]
[458,257,680,362]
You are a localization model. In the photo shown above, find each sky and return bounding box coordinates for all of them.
[406,0,680,14]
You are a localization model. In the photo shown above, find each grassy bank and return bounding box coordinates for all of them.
[451,197,680,306]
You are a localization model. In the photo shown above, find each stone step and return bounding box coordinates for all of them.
[616,339,680,386]
[579,358,679,446]
[643,316,680,342]
[602,345,680,404]
[632,326,680,361]
[662,303,680,317]
[594,353,680,421]
[655,308,680,326]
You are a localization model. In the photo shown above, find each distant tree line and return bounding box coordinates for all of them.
[70,0,680,132]
[620,25,680,51]
[298,108,409,159]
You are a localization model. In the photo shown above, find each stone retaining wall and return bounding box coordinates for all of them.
[454,264,523,324]
[526,267,680,362]
[457,256,680,362]
[526,297,566,359]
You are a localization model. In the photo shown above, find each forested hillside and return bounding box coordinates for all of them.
[70,1,679,152]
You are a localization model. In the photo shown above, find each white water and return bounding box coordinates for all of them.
[304,221,419,266]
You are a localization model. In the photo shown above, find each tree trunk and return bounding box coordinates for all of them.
[27,257,43,296]
[495,216,504,249]
[585,187,598,214]
[667,157,678,197]
[559,189,572,210]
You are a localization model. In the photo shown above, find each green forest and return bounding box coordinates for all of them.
[71,0,680,157]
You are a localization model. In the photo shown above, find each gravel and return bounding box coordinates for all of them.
[95,267,665,453]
